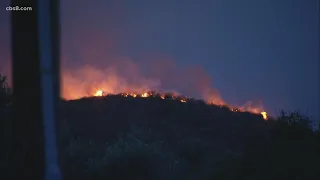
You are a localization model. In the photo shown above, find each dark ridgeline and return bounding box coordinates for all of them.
[55,96,319,180]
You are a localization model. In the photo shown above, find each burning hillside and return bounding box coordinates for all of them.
[61,63,268,120]
[93,90,268,120]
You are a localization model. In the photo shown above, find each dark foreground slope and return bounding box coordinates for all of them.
[1,95,320,180]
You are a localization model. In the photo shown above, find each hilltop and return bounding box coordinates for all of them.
[58,94,268,142]
[54,94,319,180]
[1,93,319,180]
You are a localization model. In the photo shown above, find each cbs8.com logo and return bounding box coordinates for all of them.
[6,6,33,11]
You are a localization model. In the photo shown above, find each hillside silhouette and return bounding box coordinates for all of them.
[1,74,320,180]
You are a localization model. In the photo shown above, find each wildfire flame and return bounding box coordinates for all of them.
[94,90,103,97]
[261,111,268,120]
[141,92,149,98]
[180,99,187,103]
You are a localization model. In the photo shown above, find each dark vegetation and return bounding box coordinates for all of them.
[1,73,319,180]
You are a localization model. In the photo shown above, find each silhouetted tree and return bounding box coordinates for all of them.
[233,111,319,180]
[0,74,12,179]
[0,74,11,107]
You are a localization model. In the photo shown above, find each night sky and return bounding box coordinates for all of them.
[0,0,319,120]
